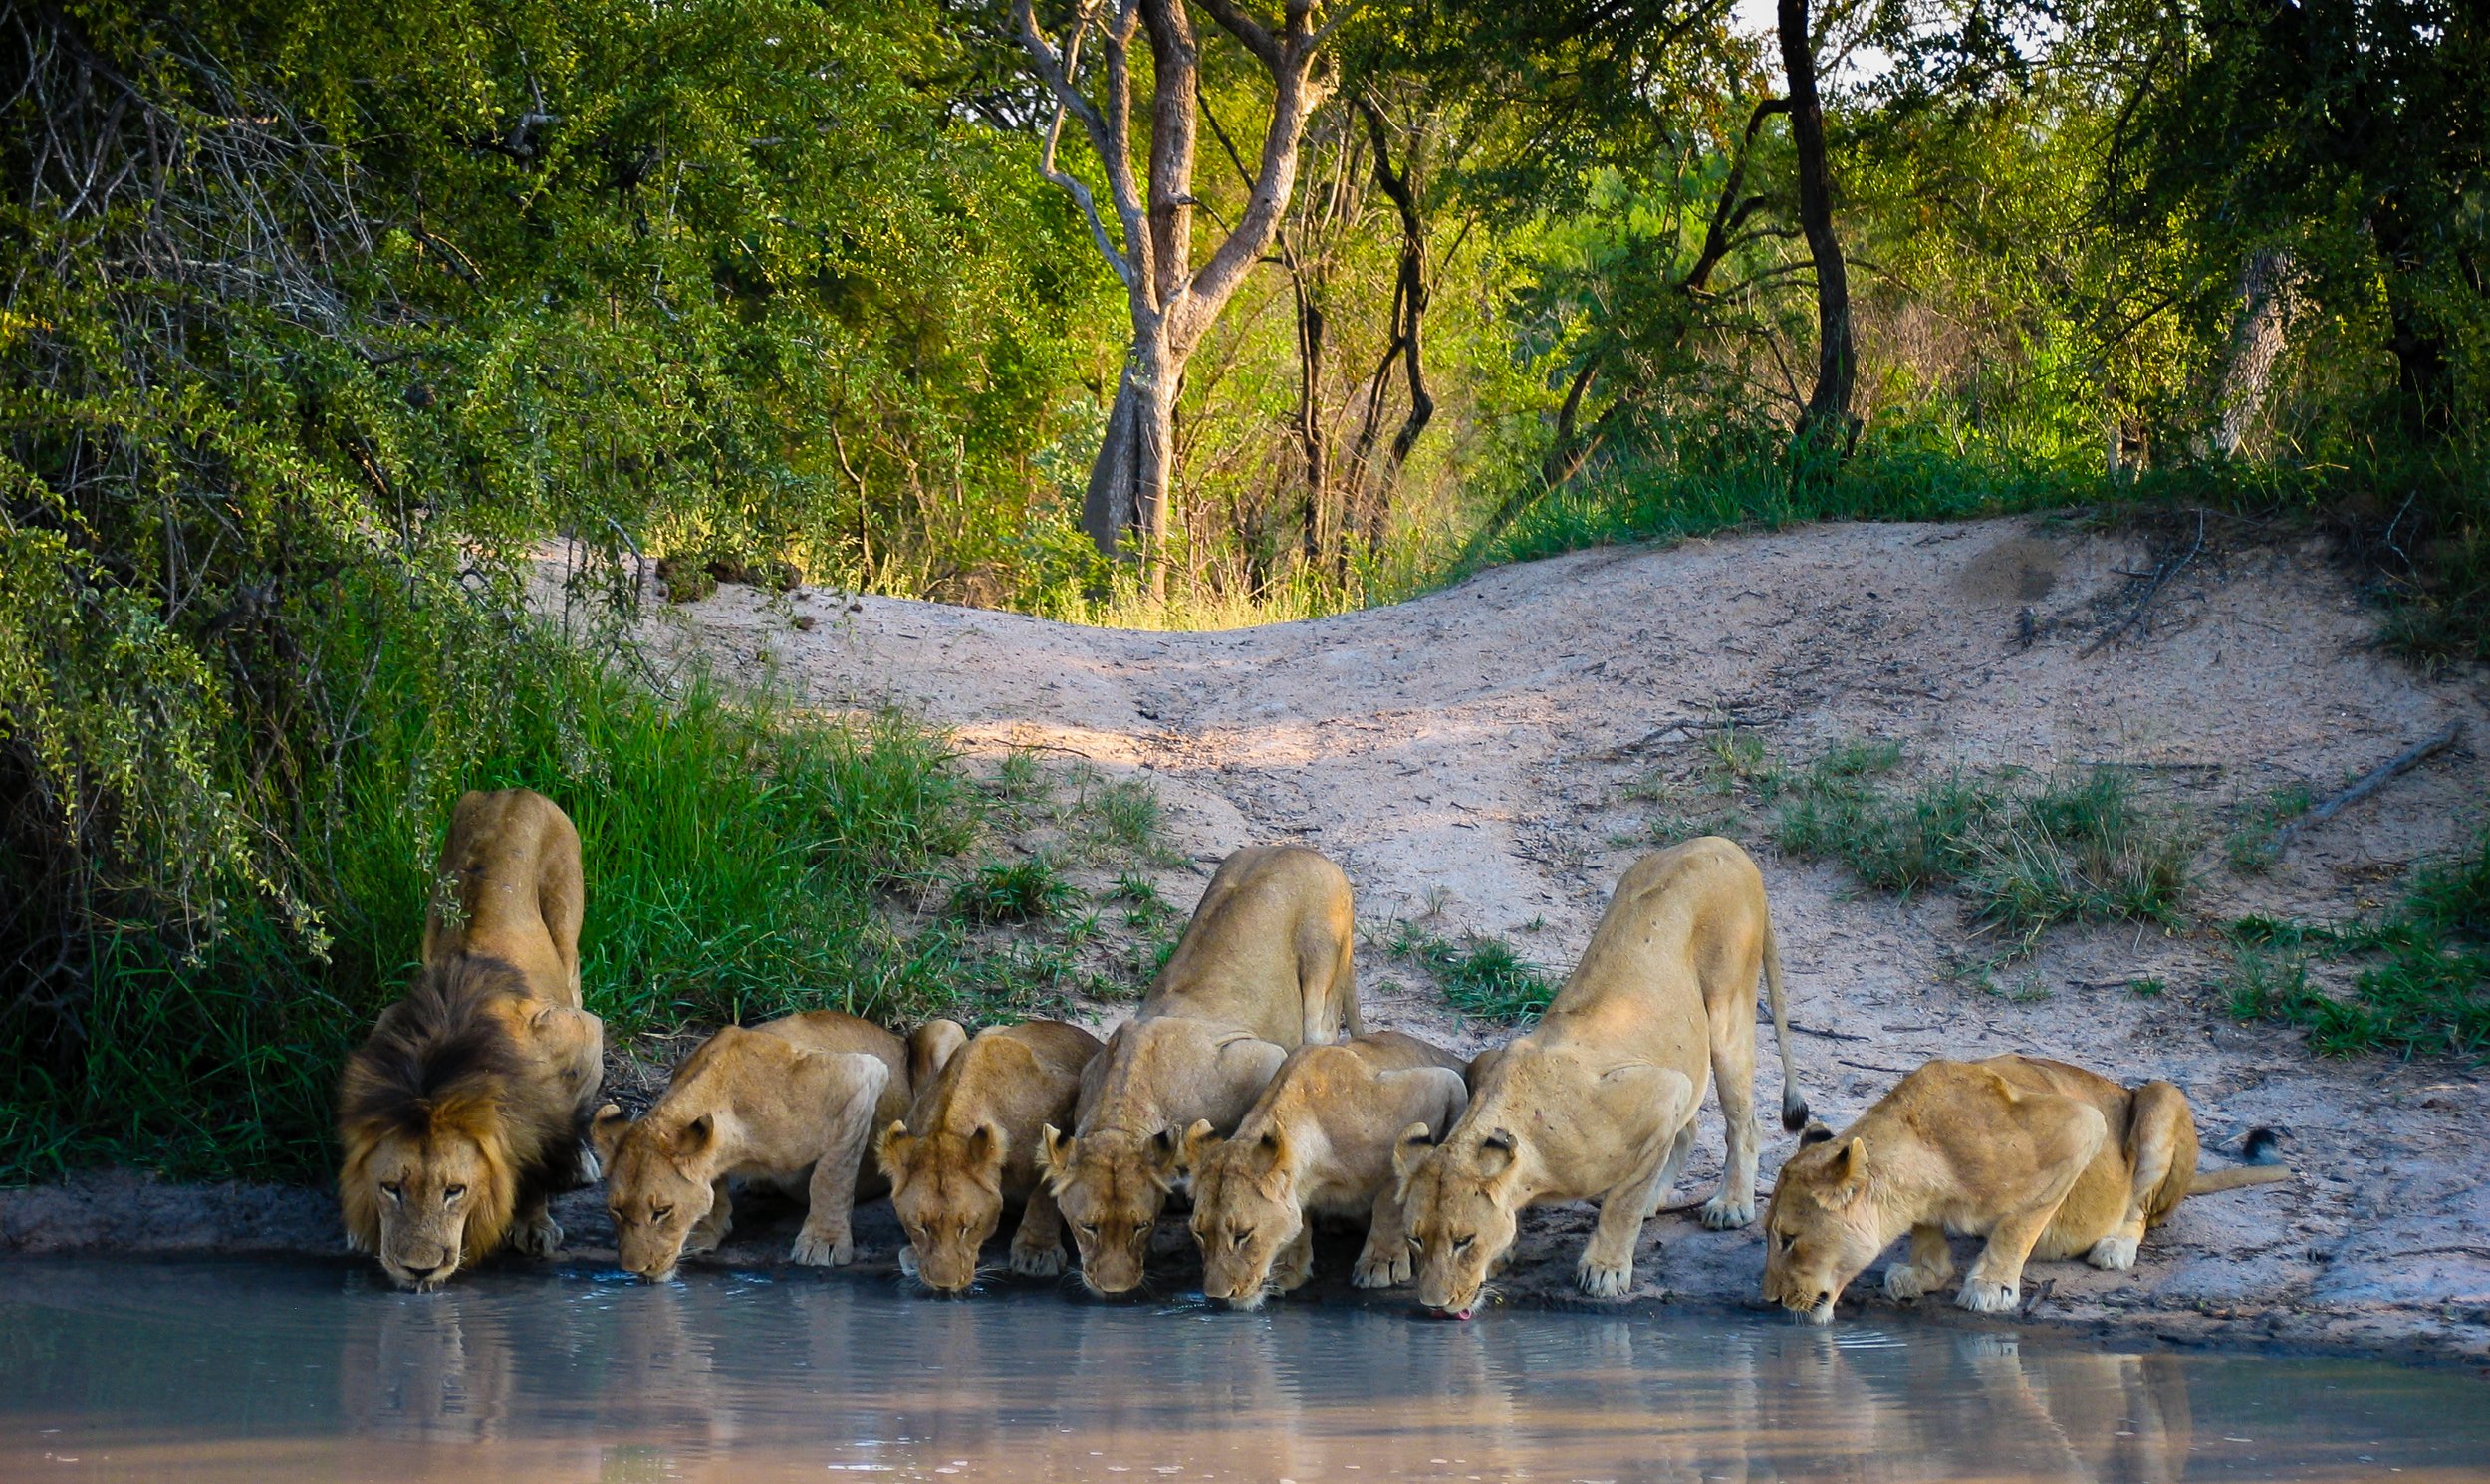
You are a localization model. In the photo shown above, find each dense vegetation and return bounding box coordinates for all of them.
[3,0,2483,1178]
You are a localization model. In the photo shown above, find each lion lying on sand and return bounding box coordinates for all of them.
[1039,845,1364,1296]
[1763,1054,2289,1322]
[1395,839,1807,1317]
[339,788,605,1291]
[877,1017,1104,1293]
[1181,1030,1470,1308]
[594,1010,911,1281]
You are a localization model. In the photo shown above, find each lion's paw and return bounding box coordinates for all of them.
[2086,1235,2139,1271]
[897,1244,920,1279]
[1883,1263,1942,1302]
[790,1227,856,1267]
[1955,1279,2020,1314]
[1699,1193,1756,1230]
[512,1212,564,1258]
[1009,1241,1065,1279]
[1576,1257,1634,1299]
[683,1225,727,1257]
[1352,1249,1411,1288]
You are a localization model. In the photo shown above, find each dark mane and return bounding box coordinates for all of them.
[339,954,531,1139]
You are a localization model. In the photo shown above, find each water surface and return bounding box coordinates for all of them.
[0,1258,2481,1482]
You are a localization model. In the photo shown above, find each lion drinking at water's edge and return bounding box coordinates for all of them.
[1394,838,1808,1318]
[1762,1054,2290,1323]
[1179,1029,1471,1308]
[1038,845,1365,1296]
[877,1017,1105,1293]
[337,788,605,1291]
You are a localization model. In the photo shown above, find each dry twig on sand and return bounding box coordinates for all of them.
[2272,723,2465,858]
[2083,510,2207,657]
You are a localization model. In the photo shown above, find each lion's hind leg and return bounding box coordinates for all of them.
[2088,1080,2197,1272]
[1959,1097,2107,1313]
[1698,941,1765,1229]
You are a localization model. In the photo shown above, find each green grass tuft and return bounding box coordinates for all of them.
[1389,921,1560,1022]
[949,857,1078,924]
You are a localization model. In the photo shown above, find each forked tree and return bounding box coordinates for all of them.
[1012,0,1361,592]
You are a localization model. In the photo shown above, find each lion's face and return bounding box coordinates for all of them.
[600,1111,719,1283]
[356,1129,493,1292]
[1184,1130,1301,1309]
[880,1123,1007,1295]
[1761,1135,1881,1324]
[1394,1128,1521,1319]
[1040,1124,1177,1296]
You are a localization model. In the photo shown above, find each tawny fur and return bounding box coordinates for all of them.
[1394,839,1807,1315]
[1038,845,1364,1296]
[338,788,603,1291]
[876,1018,1104,1293]
[1761,1054,2290,1323]
[594,1010,908,1280]
[1181,1031,1469,1307]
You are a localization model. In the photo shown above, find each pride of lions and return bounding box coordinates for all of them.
[342,787,2289,1323]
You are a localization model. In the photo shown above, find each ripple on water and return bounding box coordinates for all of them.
[0,1257,2483,1484]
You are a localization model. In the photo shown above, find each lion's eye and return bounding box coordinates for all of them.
[1232,1230,1251,1249]
[1078,1223,1098,1239]
[1778,1232,1797,1253]
[610,1207,627,1226]
[442,1184,466,1203]
[651,1205,673,1222]
[380,1181,403,1201]
[1406,1236,1423,1253]
[1453,1235,1475,1254]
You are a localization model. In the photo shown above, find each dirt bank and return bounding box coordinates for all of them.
[9,517,2487,1365]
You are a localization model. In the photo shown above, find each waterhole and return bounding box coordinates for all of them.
[1,1258,2481,1482]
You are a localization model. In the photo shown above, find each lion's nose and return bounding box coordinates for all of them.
[403,1262,446,1283]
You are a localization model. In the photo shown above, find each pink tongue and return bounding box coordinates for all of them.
[1451,1308,1473,1321]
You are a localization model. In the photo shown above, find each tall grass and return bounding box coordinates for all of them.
[0,611,980,1185]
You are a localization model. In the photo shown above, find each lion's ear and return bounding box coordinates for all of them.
[1146,1124,1184,1175]
[1831,1136,1869,1197]
[1037,1124,1076,1188]
[1474,1129,1519,1179]
[1175,1119,1220,1176]
[591,1104,630,1166]
[875,1120,915,1187]
[674,1113,716,1161]
[966,1123,1001,1169]
[1391,1121,1437,1196]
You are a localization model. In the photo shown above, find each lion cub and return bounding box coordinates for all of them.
[1763,1054,2288,1323]
[1395,839,1808,1318]
[1040,845,1364,1296]
[594,1010,910,1281]
[877,1017,1104,1293]
[1180,1031,1469,1308]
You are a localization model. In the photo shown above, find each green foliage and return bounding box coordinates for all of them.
[1388,921,1559,1022]
[0,598,979,1183]
[2223,831,2490,1057]
[1765,743,2190,943]
[949,857,1078,924]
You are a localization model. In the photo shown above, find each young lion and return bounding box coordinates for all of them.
[877,1017,1105,1293]
[1395,839,1807,1318]
[339,788,605,1291]
[594,1010,909,1281]
[1039,845,1364,1296]
[1180,1030,1469,1308]
[1762,1054,2289,1322]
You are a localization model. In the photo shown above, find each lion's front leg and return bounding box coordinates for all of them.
[1272,1226,1316,1293]
[1581,1129,1678,1298]
[792,1059,889,1267]
[1009,1185,1069,1278]
[684,1178,734,1256]
[1883,1223,1955,1301]
[510,1190,564,1258]
[1354,1186,1414,1288]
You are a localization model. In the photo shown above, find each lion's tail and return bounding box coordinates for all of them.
[1763,911,1808,1132]
[2189,1127,2290,1194]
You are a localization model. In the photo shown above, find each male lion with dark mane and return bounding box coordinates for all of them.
[1039,845,1363,1297]
[338,788,605,1291]
[1762,1054,2289,1323]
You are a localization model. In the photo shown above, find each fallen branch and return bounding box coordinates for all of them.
[1789,1021,1870,1043]
[2083,509,2205,657]
[2273,724,2464,857]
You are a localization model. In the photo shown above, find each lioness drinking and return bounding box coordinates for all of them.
[877,1017,1105,1293]
[1180,1030,1469,1308]
[594,1010,911,1281]
[1395,839,1807,1317]
[1762,1054,2289,1322]
[338,788,606,1291]
[1039,845,1364,1296]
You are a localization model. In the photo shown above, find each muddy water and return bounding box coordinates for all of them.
[0,1260,2482,1483]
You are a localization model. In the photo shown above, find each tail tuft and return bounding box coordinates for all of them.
[1781,1088,1811,1133]
[2241,1126,2282,1165]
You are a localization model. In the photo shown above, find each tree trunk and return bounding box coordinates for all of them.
[1084,367,1143,553]
[1779,0,1857,458]
[2214,248,2298,457]
[1288,240,1330,571]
